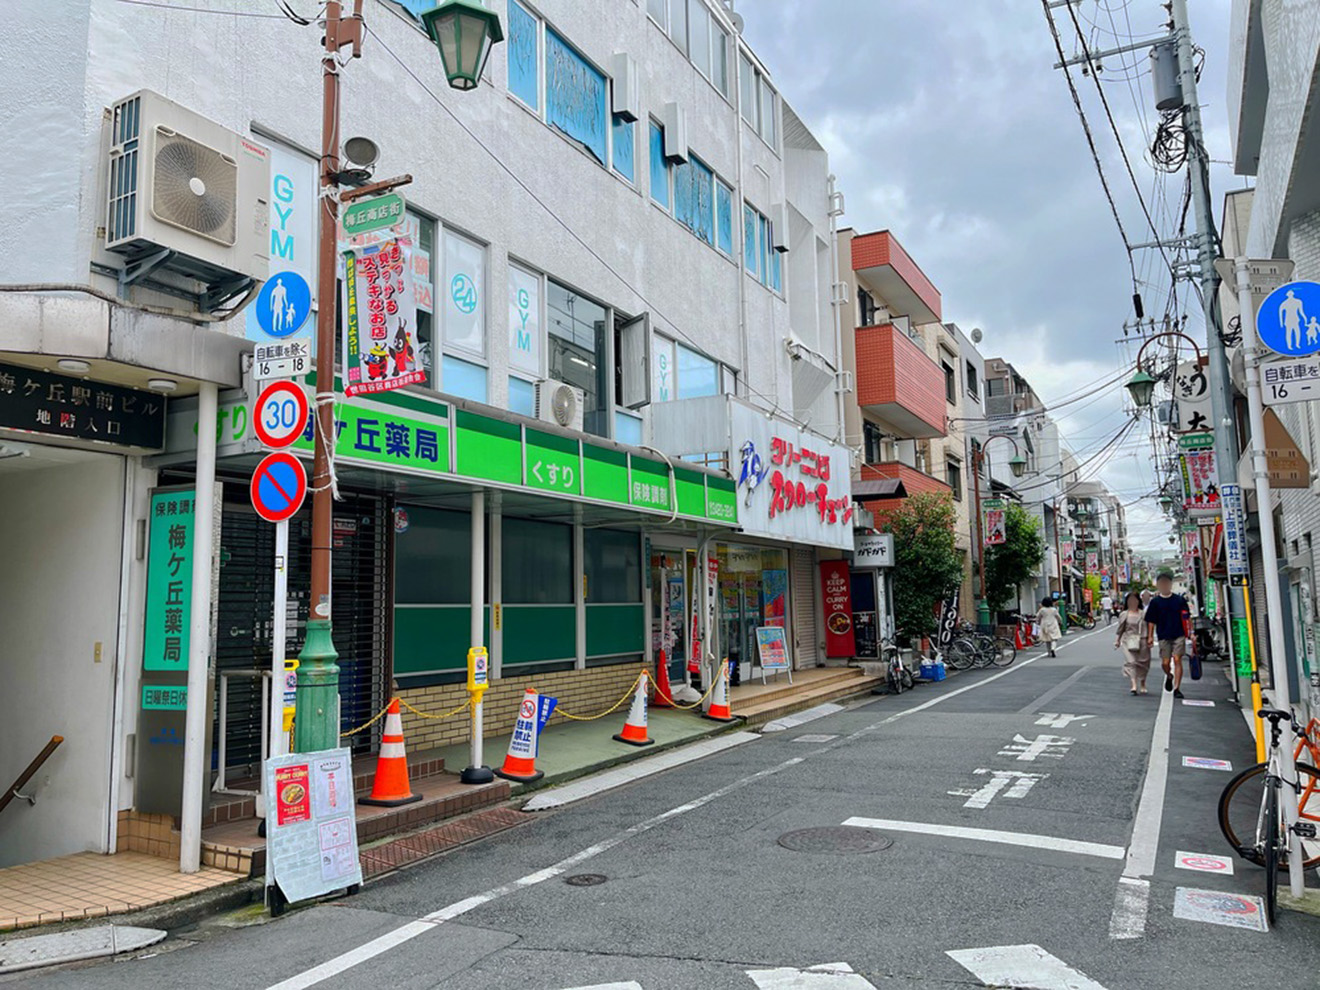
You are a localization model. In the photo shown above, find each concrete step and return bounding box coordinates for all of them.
[728,668,864,709]
[734,669,885,727]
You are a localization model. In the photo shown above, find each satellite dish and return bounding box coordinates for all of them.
[730,11,744,33]
[970,327,983,344]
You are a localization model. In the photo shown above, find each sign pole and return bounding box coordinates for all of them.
[1235,257,1305,898]
[270,519,289,759]
[462,490,494,784]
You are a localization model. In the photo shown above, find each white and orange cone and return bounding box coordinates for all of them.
[703,660,737,723]
[359,698,422,807]
[613,671,655,747]
[494,688,545,783]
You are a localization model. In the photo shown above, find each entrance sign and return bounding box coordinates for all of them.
[0,361,167,450]
[1221,483,1248,577]
[253,380,310,449]
[1256,280,1320,357]
[264,748,362,908]
[250,451,308,523]
[254,270,312,339]
[755,626,790,671]
[853,532,894,568]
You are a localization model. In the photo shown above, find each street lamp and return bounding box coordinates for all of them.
[1008,453,1027,479]
[423,0,505,91]
[971,434,1025,628]
[1125,369,1157,409]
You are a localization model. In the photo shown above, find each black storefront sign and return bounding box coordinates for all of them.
[0,362,167,449]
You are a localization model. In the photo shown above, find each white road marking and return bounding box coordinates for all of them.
[559,984,644,990]
[841,816,1124,860]
[948,769,1048,808]
[1175,850,1235,875]
[266,639,1080,990]
[1182,756,1233,771]
[1181,699,1215,707]
[946,943,1110,989]
[1107,687,1173,940]
[1035,712,1096,728]
[792,733,839,743]
[1173,887,1268,932]
[746,962,877,988]
[1107,878,1149,940]
[521,732,760,811]
[999,733,1075,762]
[1018,667,1092,714]
[762,703,846,732]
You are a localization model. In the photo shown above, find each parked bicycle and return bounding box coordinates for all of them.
[1218,714,1320,874]
[877,639,916,695]
[946,623,1017,670]
[1217,708,1319,923]
[1065,606,1096,630]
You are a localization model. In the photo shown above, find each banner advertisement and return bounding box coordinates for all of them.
[936,588,961,648]
[982,498,1006,546]
[755,626,790,670]
[762,569,788,627]
[1061,541,1074,567]
[1179,449,1221,518]
[819,560,855,657]
[1086,551,1099,571]
[342,239,425,397]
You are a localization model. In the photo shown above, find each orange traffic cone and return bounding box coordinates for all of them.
[614,671,655,747]
[652,650,675,709]
[494,688,544,784]
[1014,623,1026,650]
[703,660,737,722]
[360,699,422,807]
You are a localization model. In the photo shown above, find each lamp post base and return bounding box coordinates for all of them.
[976,600,992,631]
[461,765,495,785]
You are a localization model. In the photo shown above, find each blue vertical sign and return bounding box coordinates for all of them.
[534,695,558,757]
[247,144,318,343]
[1221,483,1248,578]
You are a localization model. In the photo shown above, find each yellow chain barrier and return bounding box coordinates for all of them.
[397,696,472,721]
[338,701,394,738]
[555,669,647,721]
[661,660,728,711]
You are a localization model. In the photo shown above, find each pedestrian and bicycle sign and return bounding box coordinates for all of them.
[253,380,309,449]
[1256,280,1320,357]
[254,270,312,339]
[250,451,308,523]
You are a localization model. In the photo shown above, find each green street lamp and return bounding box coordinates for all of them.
[1125,369,1157,409]
[422,0,505,91]
[1008,454,1027,478]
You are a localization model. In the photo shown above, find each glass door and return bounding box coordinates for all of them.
[650,547,689,683]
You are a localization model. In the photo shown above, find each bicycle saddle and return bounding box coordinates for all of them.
[1258,707,1293,723]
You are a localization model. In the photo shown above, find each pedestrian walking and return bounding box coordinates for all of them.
[1145,570,1190,698]
[1113,591,1150,695]
[1100,592,1114,624]
[1036,596,1062,658]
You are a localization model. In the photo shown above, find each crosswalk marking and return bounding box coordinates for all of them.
[949,768,1048,808]
[746,962,877,988]
[1035,713,1095,728]
[1000,733,1075,762]
[947,944,1110,989]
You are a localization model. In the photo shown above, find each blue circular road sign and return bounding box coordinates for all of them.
[1257,280,1320,357]
[254,271,312,339]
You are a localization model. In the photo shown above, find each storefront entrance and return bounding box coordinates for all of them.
[717,544,788,682]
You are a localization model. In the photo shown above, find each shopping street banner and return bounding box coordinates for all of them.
[341,239,426,398]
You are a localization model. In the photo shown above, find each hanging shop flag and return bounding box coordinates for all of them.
[936,588,961,649]
[1060,541,1075,567]
[342,239,425,398]
[819,560,855,658]
[982,498,1006,546]
[1179,449,1221,518]
[1087,551,1099,571]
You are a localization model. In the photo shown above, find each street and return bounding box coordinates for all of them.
[17,629,1320,990]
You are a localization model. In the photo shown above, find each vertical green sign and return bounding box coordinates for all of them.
[1232,617,1252,677]
[144,490,195,672]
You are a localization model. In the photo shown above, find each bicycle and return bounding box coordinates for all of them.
[948,624,1016,669]
[1066,607,1096,630]
[1218,715,1320,872]
[876,640,915,695]
[1217,708,1319,924]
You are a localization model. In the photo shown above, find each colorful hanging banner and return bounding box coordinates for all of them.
[1179,449,1221,518]
[982,498,1006,546]
[341,239,425,398]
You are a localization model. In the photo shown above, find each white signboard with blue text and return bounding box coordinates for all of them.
[1220,483,1248,577]
[1257,281,1320,357]
[246,143,318,344]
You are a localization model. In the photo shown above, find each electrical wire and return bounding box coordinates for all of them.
[114,0,289,17]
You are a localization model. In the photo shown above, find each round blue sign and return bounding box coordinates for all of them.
[254,271,312,339]
[1256,280,1320,357]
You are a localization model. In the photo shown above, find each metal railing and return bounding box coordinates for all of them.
[0,735,64,815]
[213,669,270,797]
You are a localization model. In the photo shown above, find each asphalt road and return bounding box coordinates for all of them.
[16,626,1320,989]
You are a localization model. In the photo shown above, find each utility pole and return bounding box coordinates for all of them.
[295,0,363,753]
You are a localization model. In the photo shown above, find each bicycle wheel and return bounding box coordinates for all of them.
[887,665,903,695]
[1264,783,1279,924]
[899,666,915,690]
[945,640,977,671]
[1082,615,1096,630]
[1219,761,1320,868]
[991,637,1017,666]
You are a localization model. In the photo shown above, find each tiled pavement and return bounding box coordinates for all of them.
[0,852,239,932]
[359,806,529,879]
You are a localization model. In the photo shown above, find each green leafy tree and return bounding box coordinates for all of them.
[882,491,963,642]
[1083,572,1103,605]
[983,503,1046,613]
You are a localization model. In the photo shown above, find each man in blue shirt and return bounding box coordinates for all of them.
[1145,570,1190,698]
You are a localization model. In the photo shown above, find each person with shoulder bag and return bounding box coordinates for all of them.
[1114,591,1150,695]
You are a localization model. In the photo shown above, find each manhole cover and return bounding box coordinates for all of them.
[564,873,608,887]
[777,826,893,854]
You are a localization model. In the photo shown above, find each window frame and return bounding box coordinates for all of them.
[946,456,963,501]
[942,359,957,404]
[441,225,488,362]
[738,49,779,152]
[965,359,980,401]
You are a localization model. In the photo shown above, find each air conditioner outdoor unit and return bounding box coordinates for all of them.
[105,89,270,289]
[534,379,585,432]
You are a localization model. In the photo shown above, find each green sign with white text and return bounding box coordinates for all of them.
[341,193,405,236]
[143,491,195,672]
[294,399,450,475]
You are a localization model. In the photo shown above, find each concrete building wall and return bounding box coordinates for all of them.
[0,453,125,867]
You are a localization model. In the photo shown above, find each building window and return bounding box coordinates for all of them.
[858,288,878,327]
[507,0,539,111]
[739,52,755,127]
[677,342,718,398]
[863,421,883,464]
[739,53,778,148]
[503,517,573,604]
[649,120,670,209]
[545,28,607,166]
[614,411,642,445]
[646,0,665,23]
[947,457,962,501]
[548,280,609,437]
[667,0,688,52]
[442,354,488,403]
[612,115,635,182]
[743,203,758,278]
[509,376,535,417]
[689,0,710,77]
[744,203,781,292]
[652,332,731,402]
[966,359,979,400]
[585,529,641,603]
[508,262,541,376]
[648,0,728,97]
[942,360,957,403]
[674,155,715,246]
[443,229,485,358]
[715,180,733,255]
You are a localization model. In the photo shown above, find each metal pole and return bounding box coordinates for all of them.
[270,519,289,759]
[1235,256,1304,897]
[294,0,346,754]
[973,450,988,627]
[180,382,217,873]
[461,490,493,784]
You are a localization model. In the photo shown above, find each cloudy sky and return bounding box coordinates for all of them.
[743,0,1237,551]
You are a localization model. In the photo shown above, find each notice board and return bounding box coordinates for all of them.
[264,748,363,907]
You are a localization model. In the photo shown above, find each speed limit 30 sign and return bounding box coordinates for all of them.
[254,380,310,449]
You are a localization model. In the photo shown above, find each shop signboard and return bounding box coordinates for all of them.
[755,626,790,670]
[340,192,405,238]
[0,362,167,450]
[1061,541,1074,568]
[853,532,894,568]
[763,569,787,628]
[1179,449,1221,518]
[1221,483,1248,577]
[264,748,362,908]
[936,589,961,649]
[819,560,855,657]
[341,240,425,398]
[982,498,1006,546]
[1173,360,1213,433]
[729,402,854,550]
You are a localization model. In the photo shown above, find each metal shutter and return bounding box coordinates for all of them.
[791,547,820,669]
[213,488,388,776]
